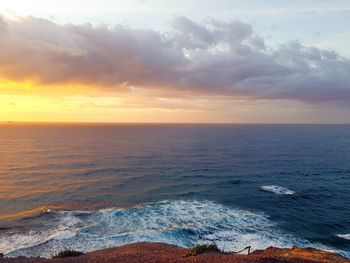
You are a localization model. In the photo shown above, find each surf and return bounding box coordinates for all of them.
[261,185,295,195]
[0,200,335,258]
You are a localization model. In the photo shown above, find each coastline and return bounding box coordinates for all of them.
[1,242,349,263]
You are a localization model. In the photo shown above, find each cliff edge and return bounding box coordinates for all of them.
[0,242,349,263]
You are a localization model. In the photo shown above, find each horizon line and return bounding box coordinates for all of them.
[1,121,349,126]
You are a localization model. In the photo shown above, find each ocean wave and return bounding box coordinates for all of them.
[261,185,295,195]
[0,214,82,255]
[0,200,333,258]
[337,234,350,240]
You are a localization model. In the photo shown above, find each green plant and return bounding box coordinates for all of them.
[52,249,84,258]
[186,243,219,256]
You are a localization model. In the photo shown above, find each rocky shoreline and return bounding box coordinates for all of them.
[1,243,349,263]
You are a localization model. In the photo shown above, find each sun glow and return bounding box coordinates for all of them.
[0,78,99,96]
[0,79,39,93]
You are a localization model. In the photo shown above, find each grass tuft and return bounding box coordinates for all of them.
[186,243,219,257]
[52,249,84,258]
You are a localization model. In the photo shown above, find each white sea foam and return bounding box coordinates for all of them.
[337,234,350,240]
[0,200,338,258]
[0,214,82,255]
[261,185,295,195]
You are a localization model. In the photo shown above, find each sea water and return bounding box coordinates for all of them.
[0,124,349,258]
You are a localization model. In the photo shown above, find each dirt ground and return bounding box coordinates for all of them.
[0,242,349,263]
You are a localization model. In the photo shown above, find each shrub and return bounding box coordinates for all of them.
[186,243,219,256]
[52,249,84,258]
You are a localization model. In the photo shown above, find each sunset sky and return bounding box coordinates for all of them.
[0,0,350,123]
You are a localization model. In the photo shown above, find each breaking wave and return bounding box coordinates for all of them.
[0,200,338,258]
[337,234,350,240]
[261,185,295,195]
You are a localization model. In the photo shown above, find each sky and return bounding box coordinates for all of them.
[0,0,349,123]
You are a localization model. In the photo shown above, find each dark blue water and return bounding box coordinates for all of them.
[0,124,349,257]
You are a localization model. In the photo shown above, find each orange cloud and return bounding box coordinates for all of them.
[0,15,349,104]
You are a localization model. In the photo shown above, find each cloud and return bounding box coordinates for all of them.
[0,15,349,103]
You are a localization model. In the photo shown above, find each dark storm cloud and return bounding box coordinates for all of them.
[0,15,349,103]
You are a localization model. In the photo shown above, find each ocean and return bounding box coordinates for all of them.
[0,124,349,258]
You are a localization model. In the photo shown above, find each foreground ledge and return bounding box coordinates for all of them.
[0,242,349,263]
